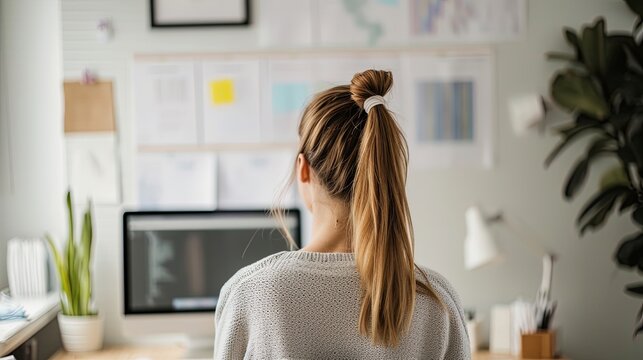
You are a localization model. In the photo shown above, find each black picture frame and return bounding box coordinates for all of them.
[150,0,250,28]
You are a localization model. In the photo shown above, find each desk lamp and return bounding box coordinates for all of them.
[464,206,502,270]
[464,206,554,290]
[464,206,556,329]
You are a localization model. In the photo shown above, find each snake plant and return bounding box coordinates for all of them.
[45,191,96,316]
[546,0,643,335]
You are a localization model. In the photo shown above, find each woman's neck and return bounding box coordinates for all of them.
[301,198,351,253]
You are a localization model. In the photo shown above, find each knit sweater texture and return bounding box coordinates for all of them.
[214,251,471,360]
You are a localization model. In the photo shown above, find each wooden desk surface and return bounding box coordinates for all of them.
[473,352,517,360]
[51,345,186,360]
[473,351,569,360]
[52,347,567,359]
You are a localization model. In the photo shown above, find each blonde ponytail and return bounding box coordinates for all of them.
[350,70,416,346]
[275,69,437,347]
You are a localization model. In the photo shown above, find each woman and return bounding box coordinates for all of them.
[214,70,470,359]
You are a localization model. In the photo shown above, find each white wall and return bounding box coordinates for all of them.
[0,0,65,288]
[57,0,643,359]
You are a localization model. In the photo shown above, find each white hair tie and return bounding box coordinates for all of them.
[363,95,387,114]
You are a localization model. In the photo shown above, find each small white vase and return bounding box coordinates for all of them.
[58,314,104,352]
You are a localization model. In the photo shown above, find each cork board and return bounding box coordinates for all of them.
[64,81,115,133]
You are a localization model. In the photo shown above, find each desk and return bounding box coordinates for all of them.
[52,346,186,360]
[0,293,60,357]
[473,351,569,359]
[54,347,569,359]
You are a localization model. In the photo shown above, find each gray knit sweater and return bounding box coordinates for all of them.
[214,251,471,360]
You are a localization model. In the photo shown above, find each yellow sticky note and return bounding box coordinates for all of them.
[210,79,235,105]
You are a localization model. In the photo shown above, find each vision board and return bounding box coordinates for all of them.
[131,50,494,209]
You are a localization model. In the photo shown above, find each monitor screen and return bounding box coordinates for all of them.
[123,210,300,314]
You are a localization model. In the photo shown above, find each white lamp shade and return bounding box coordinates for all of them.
[465,206,501,270]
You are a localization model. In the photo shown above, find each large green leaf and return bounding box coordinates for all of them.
[66,191,74,245]
[551,70,609,119]
[620,192,639,213]
[615,232,643,271]
[65,235,77,315]
[627,283,643,297]
[82,207,93,258]
[577,185,631,234]
[544,120,603,167]
[79,207,93,316]
[573,113,605,128]
[564,28,584,62]
[615,77,643,106]
[612,32,643,68]
[605,35,628,74]
[627,116,643,173]
[599,165,630,189]
[577,185,631,223]
[580,18,607,76]
[46,234,71,315]
[633,302,643,336]
[625,0,643,18]
[587,137,617,156]
[634,208,643,226]
[563,138,618,202]
[564,158,589,199]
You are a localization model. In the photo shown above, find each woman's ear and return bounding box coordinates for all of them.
[296,153,313,212]
[297,153,310,183]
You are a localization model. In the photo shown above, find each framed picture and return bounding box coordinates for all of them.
[150,0,250,27]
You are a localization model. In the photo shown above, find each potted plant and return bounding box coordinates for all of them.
[45,191,103,352]
[545,0,643,335]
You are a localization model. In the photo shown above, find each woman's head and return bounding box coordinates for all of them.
[276,69,435,347]
[294,70,401,209]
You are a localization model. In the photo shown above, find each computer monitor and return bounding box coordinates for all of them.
[122,209,301,353]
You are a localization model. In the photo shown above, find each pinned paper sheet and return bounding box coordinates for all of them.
[137,153,216,209]
[202,61,261,144]
[265,59,317,142]
[133,62,198,145]
[210,79,235,105]
[217,151,295,209]
[272,83,311,114]
[404,53,494,168]
[66,134,120,204]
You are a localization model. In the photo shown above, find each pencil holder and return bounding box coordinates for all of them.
[521,331,556,359]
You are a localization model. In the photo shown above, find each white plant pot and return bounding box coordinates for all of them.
[58,314,104,352]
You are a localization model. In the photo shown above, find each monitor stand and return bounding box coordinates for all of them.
[182,337,214,359]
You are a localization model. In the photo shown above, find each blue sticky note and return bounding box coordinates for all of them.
[272,83,311,114]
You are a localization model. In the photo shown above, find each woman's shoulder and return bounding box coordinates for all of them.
[416,266,461,300]
[221,251,288,287]
[415,265,467,318]
[217,251,288,309]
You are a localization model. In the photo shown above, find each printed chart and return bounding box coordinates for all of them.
[404,52,493,168]
[259,0,525,47]
[410,0,526,41]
